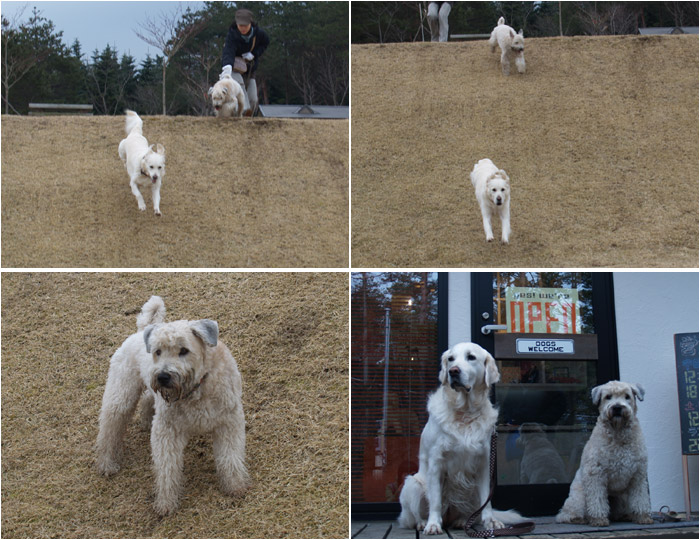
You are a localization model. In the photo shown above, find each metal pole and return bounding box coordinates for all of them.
[380,307,391,466]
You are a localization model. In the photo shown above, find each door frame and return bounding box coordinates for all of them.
[470,272,620,515]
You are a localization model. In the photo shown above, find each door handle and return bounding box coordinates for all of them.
[481,324,508,335]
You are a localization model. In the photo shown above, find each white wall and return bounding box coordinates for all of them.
[613,272,699,512]
[447,272,471,345]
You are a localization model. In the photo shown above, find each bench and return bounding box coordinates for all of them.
[28,103,93,116]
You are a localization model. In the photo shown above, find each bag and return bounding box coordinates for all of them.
[233,56,247,73]
[233,35,257,74]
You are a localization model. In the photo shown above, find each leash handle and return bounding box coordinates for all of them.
[463,430,535,538]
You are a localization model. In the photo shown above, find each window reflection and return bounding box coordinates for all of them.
[492,273,598,485]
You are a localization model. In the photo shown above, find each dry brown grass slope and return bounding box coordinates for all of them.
[351,35,698,267]
[1,273,348,538]
[1,116,348,268]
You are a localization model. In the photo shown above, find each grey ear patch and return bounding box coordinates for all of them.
[143,324,157,353]
[191,319,219,347]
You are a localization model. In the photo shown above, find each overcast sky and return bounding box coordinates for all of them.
[1,1,207,63]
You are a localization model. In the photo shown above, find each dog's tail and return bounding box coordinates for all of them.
[136,296,166,331]
[124,109,143,136]
[497,16,505,26]
[492,509,525,524]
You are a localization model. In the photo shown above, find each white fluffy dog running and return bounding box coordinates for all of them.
[118,110,165,216]
[208,74,247,117]
[398,342,522,535]
[489,17,526,75]
[96,296,250,515]
[470,158,511,244]
[556,381,653,527]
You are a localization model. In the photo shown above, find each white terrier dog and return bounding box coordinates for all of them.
[470,158,511,244]
[556,381,653,527]
[489,17,526,75]
[118,110,165,216]
[96,296,250,515]
[208,74,247,117]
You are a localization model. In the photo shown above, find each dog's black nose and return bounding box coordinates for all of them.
[448,366,460,377]
[157,372,171,386]
[612,405,623,416]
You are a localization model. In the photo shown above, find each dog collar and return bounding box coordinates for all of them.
[182,373,209,401]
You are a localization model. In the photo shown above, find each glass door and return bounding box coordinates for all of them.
[471,272,619,516]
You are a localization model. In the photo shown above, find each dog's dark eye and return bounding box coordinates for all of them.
[467,354,476,360]
[625,394,631,400]
[604,394,612,400]
[447,356,454,362]
[179,347,189,356]
[155,349,161,356]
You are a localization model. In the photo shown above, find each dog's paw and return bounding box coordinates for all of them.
[501,237,509,244]
[155,210,162,217]
[588,517,610,527]
[423,522,443,535]
[138,203,147,211]
[95,459,120,476]
[634,514,654,525]
[486,236,494,242]
[483,517,505,530]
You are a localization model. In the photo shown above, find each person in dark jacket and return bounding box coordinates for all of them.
[220,8,270,115]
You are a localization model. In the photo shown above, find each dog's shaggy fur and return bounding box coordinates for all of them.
[208,75,247,117]
[398,342,522,535]
[96,296,250,515]
[470,158,511,244]
[556,381,653,527]
[118,110,165,216]
[489,17,526,75]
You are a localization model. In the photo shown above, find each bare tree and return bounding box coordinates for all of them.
[290,54,318,105]
[316,48,348,106]
[576,2,639,35]
[177,38,222,116]
[1,5,52,114]
[134,5,207,115]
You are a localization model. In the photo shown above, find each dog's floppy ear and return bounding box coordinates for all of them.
[438,349,451,385]
[498,169,510,181]
[208,86,214,95]
[143,324,159,353]
[591,383,604,406]
[154,143,165,156]
[484,351,500,387]
[631,383,645,402]
[191,319,219,347]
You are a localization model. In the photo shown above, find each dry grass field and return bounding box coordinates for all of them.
[1,273,348,538]
[1,116,348,268]
[351,35,698,267]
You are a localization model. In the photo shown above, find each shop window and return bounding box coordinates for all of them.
[351,272,440,505]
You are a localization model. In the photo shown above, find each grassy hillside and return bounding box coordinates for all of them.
[1,273,348,538]
[351,35,698,267]
[1,116,348,268]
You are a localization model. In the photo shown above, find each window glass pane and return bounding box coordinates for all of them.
[492,272,598,485]
[351,272,439,503]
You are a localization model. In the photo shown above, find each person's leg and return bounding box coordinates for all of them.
[427,2,439,42]
[246,78,258,116]
[438,2,451,42]
[232,72,251,112]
